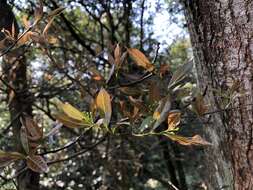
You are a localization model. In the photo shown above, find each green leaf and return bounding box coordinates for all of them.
[134,116,155,135]
[54,113,91,129]
[168,60,193,90]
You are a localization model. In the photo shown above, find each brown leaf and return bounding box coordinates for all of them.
[21,116,43,141]
[114,43,121,66]
[20,125,29,154]
[26,155,48,173]
[165,134,212,146]
[96,88,112,126]
[127,48,154,72]
[167,110,181,131]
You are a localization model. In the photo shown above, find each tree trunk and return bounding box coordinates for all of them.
[182,1,253,189]
[0,2,40,190]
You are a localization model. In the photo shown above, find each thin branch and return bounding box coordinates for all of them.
[48,135,107,165]
[109,72,153,89]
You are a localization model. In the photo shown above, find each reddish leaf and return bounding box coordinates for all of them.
[167,110,181,131]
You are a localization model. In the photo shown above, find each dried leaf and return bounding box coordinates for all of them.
[96,88,112,126]
[127,48,154,72]
[26,155,48,173]
[165,134,212,146]
[167,110,181,131]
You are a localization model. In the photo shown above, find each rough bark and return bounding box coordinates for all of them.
[182,0,253,189]
[0,2,40,190]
